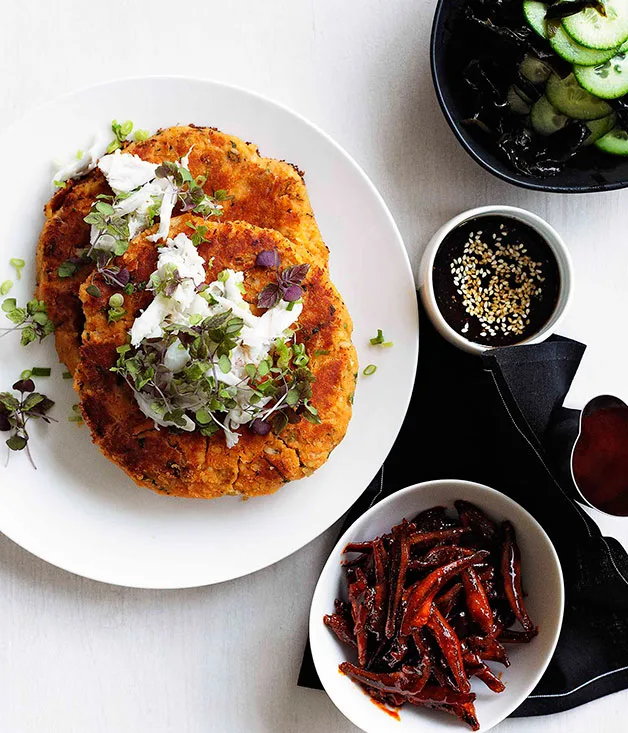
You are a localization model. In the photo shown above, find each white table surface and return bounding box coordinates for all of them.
[1,1,627,731]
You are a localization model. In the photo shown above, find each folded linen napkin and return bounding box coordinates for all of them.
[298,300,628,716]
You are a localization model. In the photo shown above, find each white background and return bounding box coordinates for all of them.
[0,1,627,731]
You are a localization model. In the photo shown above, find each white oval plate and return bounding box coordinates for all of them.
[0,77,418,588]
[310,480,564,733]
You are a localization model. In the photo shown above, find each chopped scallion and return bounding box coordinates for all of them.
[363,364,377,376]
[31,367,51,377]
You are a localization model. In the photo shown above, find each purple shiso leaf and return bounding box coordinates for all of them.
[0,409,10,432]
[12,379,35,393]
[256,250,281,268]
[101,267,131,288]
[280,263,310,286]
[250,418,271,436]
[257,283,281,310]
[282,284,303,302]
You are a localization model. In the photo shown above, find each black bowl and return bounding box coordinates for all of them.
[430,0,628,193]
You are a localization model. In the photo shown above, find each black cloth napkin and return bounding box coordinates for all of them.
[298,300,628,716]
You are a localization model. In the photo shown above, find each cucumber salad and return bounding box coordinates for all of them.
[522,0,628,156]
[450,0,628,177]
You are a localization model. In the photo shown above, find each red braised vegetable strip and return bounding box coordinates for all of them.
[462,566,496,635]
[436,581,464,618]
[500,521,536,633]
[463,651,506,693]
[401,551,489,635]
[499,627,539,643]
[368,538,388,639]
[431,701,480,732]
[412,506,458,532]
[427,607,471,693]
[385,521,412,638]
[455,500,498,542]
[339,662,431,699]
[323,612,356,648]
[347,568,372,666]
[408,527,470,548]
[342,541,373,554]
[466,634,510,666]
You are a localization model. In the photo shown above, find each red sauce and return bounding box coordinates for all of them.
[572,407,628,516]
[339,667,401,721]
[370,697,401,721]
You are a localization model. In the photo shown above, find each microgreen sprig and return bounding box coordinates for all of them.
[1,298,54,346]
[0,378,55,467]
[112,304,320,442]
[154,160,226,218]
[255,250,310,309]
[10,259,25,281]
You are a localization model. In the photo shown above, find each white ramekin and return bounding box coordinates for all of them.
[418,205,574,355]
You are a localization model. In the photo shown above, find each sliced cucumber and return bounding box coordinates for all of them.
[550,23,621,65]
[545,72,613,119]
[594,125,628,153]
[507,85,533,114]
[584,113,617,143]
[562,0,628,50]
[519,53,552,83]
[574,50,628,97]
[530,95,569,135]
[523,0,549,38]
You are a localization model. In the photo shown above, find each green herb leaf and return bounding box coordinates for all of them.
[58,260,77,278]
[6,434,27,451]
[195,408,212,425]
[218,354,231,374]
[0,281,13,295]
[85,284,102,298]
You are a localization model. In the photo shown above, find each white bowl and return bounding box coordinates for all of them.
[309,479,564,733]
[418,206,573,354]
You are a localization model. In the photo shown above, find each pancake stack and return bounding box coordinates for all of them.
[36,126,357,498]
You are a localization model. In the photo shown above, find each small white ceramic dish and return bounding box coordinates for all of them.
[418,205,573,354]
[309,479,564,733]
[0,77,418,588]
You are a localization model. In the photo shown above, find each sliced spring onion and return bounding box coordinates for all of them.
[31,367,51,377]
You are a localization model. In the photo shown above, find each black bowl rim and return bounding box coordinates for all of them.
[429,0,628,195]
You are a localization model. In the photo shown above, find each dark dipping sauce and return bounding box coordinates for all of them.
[433,215,561,347]
[573,407,628,517]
